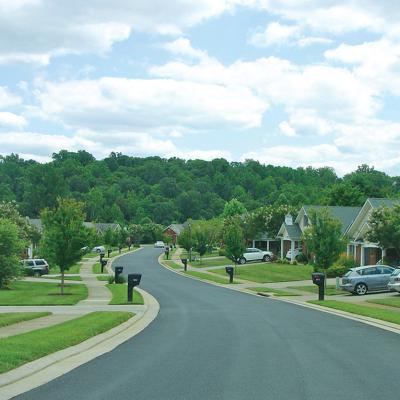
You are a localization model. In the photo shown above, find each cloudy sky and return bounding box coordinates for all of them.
[0,0,399,175]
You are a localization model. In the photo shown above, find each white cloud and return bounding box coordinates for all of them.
[0,87,21,108]
[34,77,267,131]
[0,112,26,129]
[164,38,209,60]
[249,22,300,47]
[279,121,296,137]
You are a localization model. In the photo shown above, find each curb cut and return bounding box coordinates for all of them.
[158,253,400,336]
[0,287,159,399]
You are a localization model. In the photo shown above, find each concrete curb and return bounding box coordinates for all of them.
[0,287,160,399]
[158,254,400,336]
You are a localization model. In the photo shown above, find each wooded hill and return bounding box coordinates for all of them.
[0,151,398,225]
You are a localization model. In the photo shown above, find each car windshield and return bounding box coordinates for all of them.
[391,269,400,276]
[344,271,353,277]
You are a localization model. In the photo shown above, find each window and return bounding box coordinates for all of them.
[35,260,45,265]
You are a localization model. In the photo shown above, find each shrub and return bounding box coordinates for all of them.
[108,275,115,284]
[218,248,226,256]
[117,275,126,284]
[296,253,308,264]
[326,264,350,278]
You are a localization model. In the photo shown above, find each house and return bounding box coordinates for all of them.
[345,198,400,266]
[249,233,279,254]
[276,205,361,262]
[163,223,187,244]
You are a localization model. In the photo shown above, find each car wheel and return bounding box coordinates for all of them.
[263,255,271,262]
[354,283,368,295]
[239,257,246,265]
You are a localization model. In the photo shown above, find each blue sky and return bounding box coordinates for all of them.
[0,0,399,176]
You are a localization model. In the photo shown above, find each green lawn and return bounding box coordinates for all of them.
[184,270,238,284]
[286,285,346,296]
[0,311,133,373]
[189,257,232,268]
[367,296,400,309]
[50,262,81,274]
[0,312,51,328]
[212,263,313,283]
[42,275,82,281]
[106,284,144,305]
[248,287,300,296]
[97,275,112,281]
[308,300,400,325]
[92,262,106,274]
[0,281,88,305]
[164,260,183,269]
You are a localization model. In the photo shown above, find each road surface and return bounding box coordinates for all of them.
[16,247,400,399]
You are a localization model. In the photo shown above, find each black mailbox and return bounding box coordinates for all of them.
[100,259,108,273]
[312,272,325,300]
[100,251,105,259]
[181,258,188,271]
[107,249,112,258]
[165,248,170,260]
[225,266,234,283]
[127,273,142,302]
[114,266,123,284]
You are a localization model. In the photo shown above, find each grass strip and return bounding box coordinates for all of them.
[0,312,51,328]
[189,257,232,268]
[248,287,300,296]
[0,311,133,373]
[164,260,183,269]
[184,270,238,284]
[212,263,313,283]
[367,296,400,309]
[308,300,400,325]
[0,281,87,306]
[106,284,144,305]
[287,285,345,296]
[97,275,112,281]
[42,276,82,281]
[50,263,81,275]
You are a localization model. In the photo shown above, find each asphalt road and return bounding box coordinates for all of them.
[17,247,400,400]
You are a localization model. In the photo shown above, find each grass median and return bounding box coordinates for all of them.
[164,260,184,269]
[287,285,346,296]
[184,270,238,284]
[248,287,300,296]
[367,296,400,309]
[106,284,144,305]
[212,263,313,283]
[0,281,87,305]
[0,311,133,373]
[308,300,400,325]
[0,312,51,328]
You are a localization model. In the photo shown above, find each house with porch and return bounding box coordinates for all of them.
[276,205,361,262]
[249,232,280,254]
[345,198,400,266]
[163,223,188,244]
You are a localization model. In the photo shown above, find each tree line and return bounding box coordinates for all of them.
[1,151,398,225]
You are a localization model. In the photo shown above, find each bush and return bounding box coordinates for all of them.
[295,253,308,264]
[325,255,356,277]
[108,275,115,284]
[218,248,226,256]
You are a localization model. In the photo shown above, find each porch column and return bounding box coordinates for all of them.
[382,248,386,262]
[290,240,295,263]
[267,240,270,251]
[360,244,365,266]
[281,238,284,259]
[346,244,350,257]
[252,240,255,247]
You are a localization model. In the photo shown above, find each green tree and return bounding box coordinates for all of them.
[0,219,24,288]
[222,198,247,218]
[192,224,209,260]
[40,198,87,294]
[302,208,345,271]
[366,205,400,262]
[129,224,143,246]
[326,182,364,206]
[178,224,194,260]
[223,218,246,267]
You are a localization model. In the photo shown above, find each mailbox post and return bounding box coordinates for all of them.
[165,247,170,260]
[225,266,234,283]
[100,259,108,273]
[114,266,123,284]
[181,258,188,271]
[312,272,325,301]
[127,274,142,302]
[107,249,112,258]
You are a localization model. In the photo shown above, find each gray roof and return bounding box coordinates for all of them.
[368,198,400,209]
[303,205,361,234]
[283,223,302,239]
[165,224,185,235]
[28,218,43,231]
[29,219,119,234]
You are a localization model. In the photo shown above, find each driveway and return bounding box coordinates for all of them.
[15,247,400,400]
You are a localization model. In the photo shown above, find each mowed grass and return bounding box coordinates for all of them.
[50,263,81,274]
[212,263,313,283]
[164,260,183,269]
[308,300,400,325]
[92,262,107,274]
[248,287,300,296]
[0,281,88,305]
[106,284,144,305]
[97,275,112,281]
[367,295,400,309]
[287,285,346,296]
[0,312,51,328]
[184,271,238,284]
[189,257,232,268]
[0,311,133,373]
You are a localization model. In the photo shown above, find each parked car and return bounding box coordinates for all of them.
[286,248,302,260]
[154,241,165,248]
[92,246,105,253]
[238,248,273,264]
[21,259,49,276]
[388,268,400,293]
[340,265,395,295]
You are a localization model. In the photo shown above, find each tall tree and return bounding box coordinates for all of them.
[40,198,87,294]
[302,208,345,271]
[223,218,246,267]
[222,198,247,218]
[0,219,24,289]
